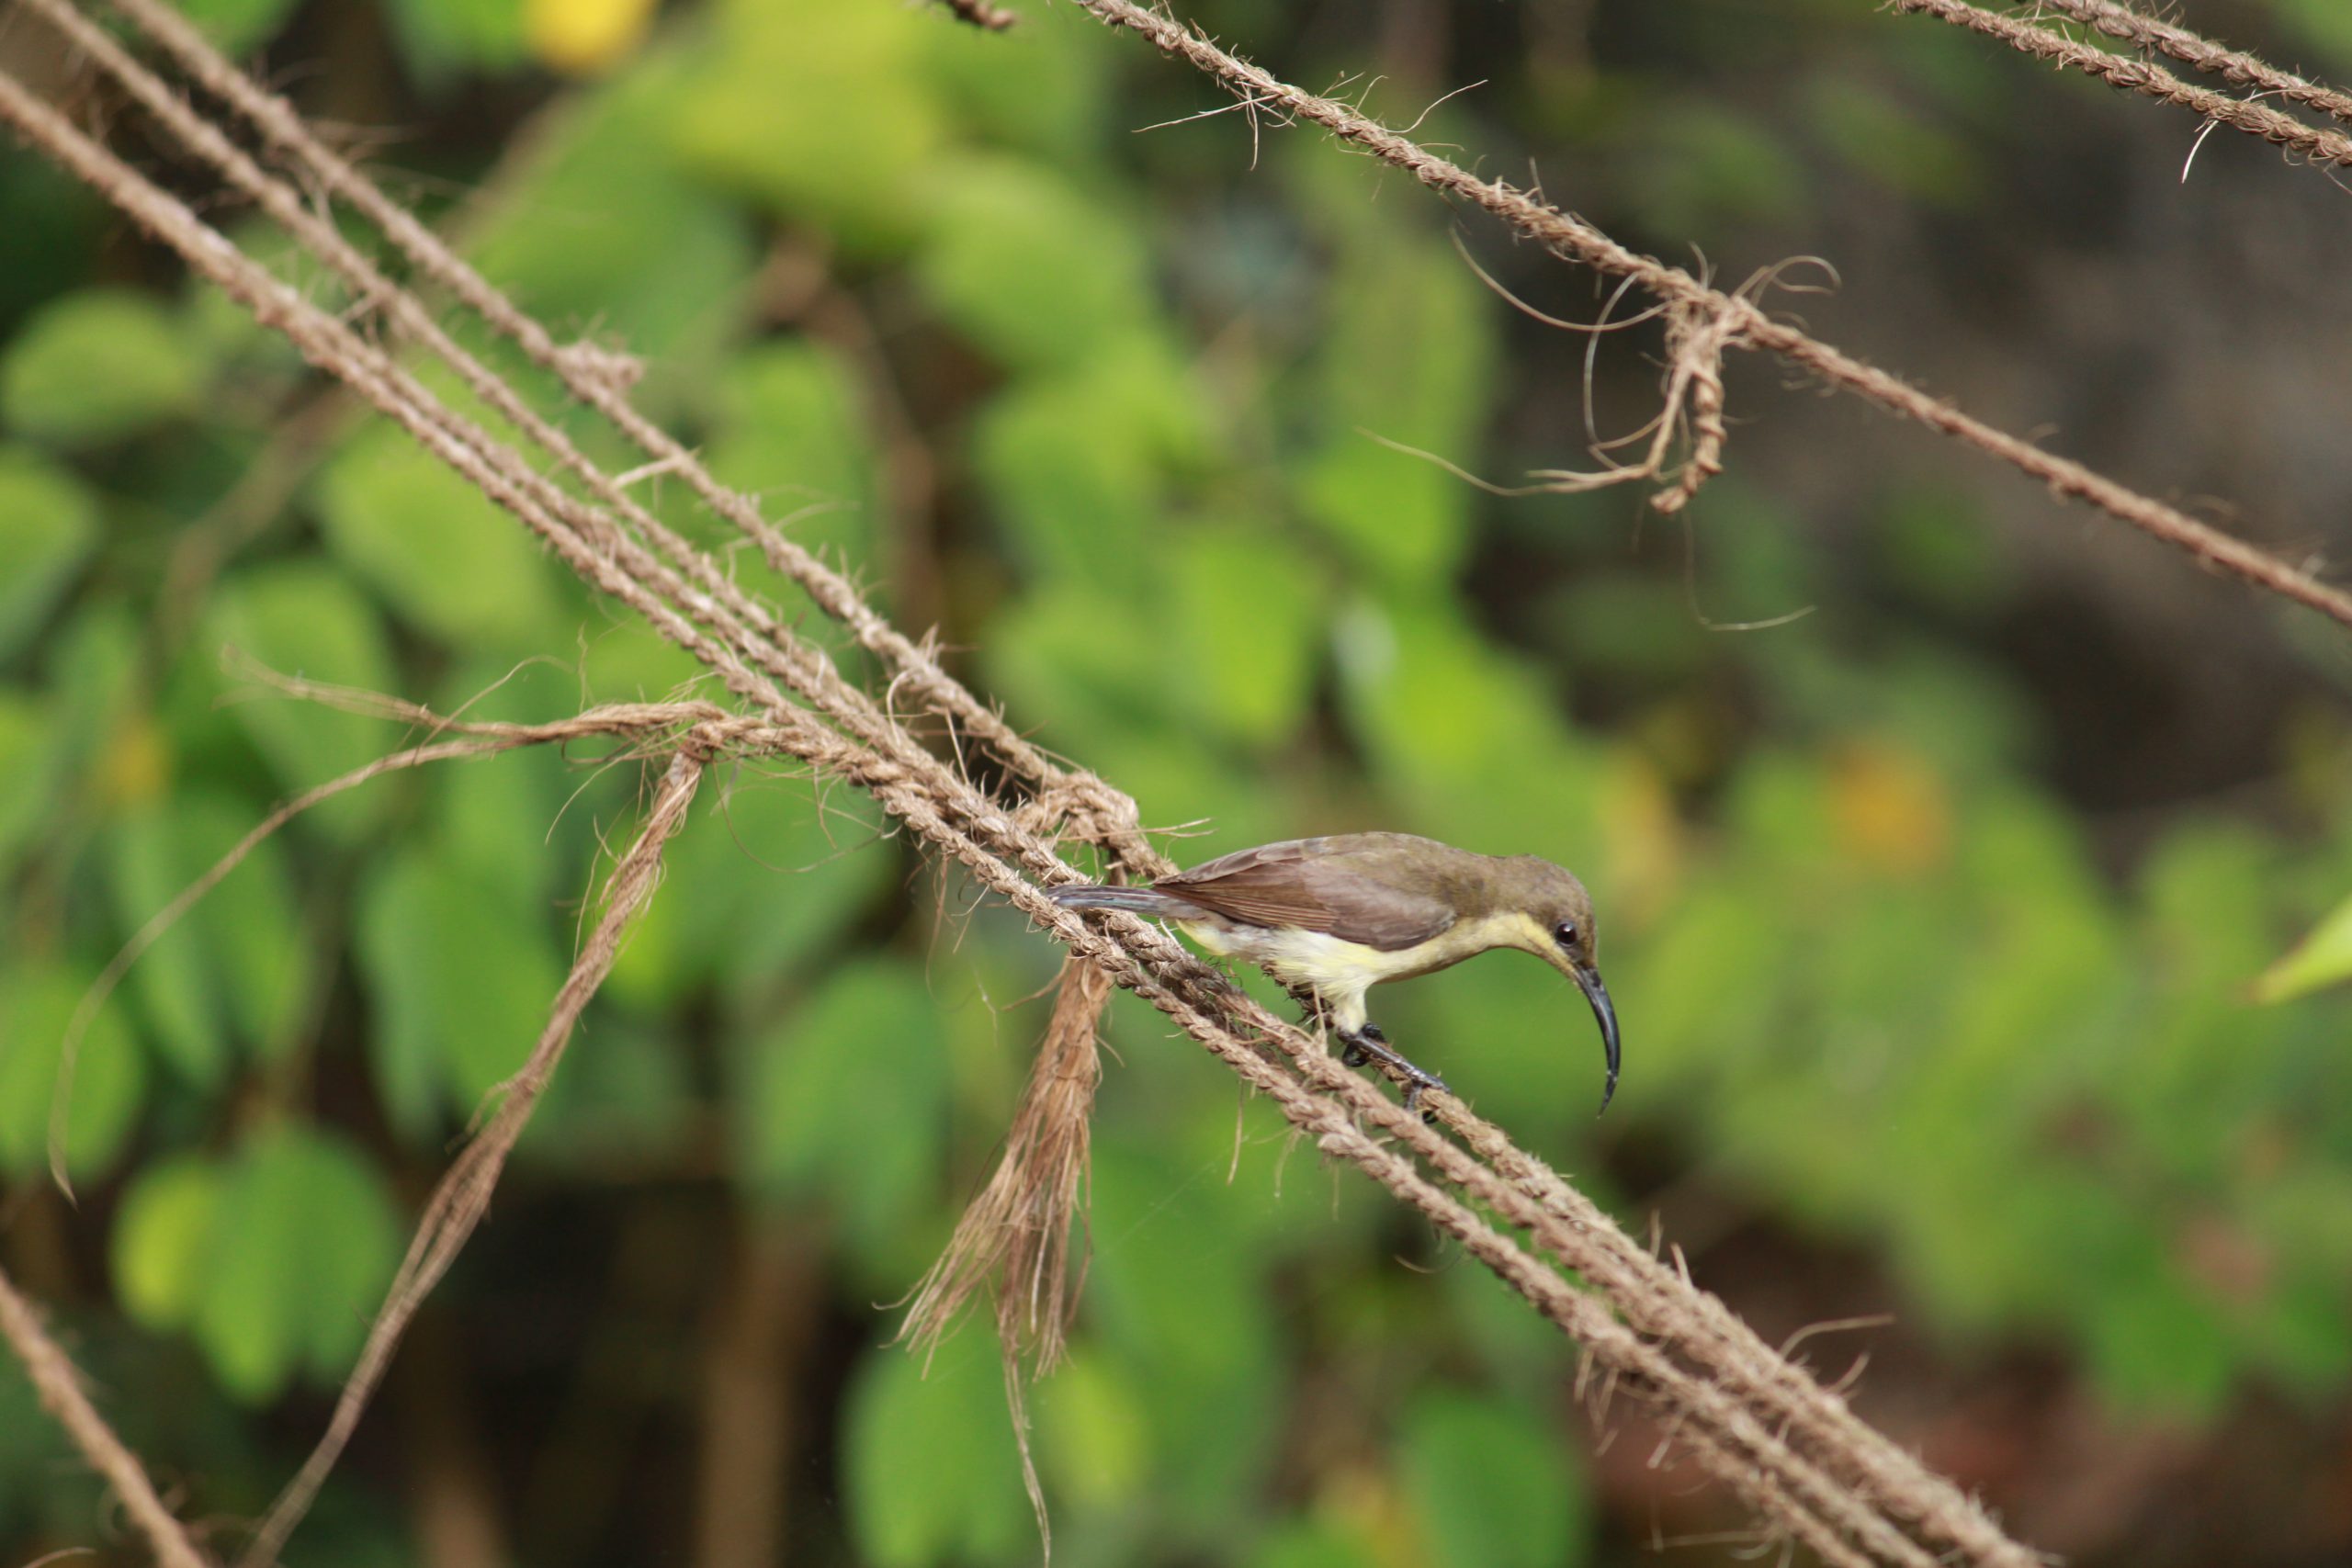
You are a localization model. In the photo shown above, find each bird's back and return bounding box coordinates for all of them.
[1154,833,1493,952]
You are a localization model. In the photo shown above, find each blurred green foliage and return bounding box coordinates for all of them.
[4,0,2352,1564]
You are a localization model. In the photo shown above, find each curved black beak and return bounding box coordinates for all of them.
[1575,964,1621,1115]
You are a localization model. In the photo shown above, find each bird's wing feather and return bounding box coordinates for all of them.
[1155,837,1456,952]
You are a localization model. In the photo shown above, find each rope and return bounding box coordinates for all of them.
[0,7,2058,1563]
[1896,0,2352,166]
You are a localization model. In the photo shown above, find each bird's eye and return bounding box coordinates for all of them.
[1554,921,1578,949]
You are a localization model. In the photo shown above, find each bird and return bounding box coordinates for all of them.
[1048,832,1620,1116]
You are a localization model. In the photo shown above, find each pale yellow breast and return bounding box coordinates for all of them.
[1174,910,1539,1034]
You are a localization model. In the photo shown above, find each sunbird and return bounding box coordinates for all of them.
[1049,832,1621,1115]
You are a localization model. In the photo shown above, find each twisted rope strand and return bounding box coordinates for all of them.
[2031,0,2352,128]
[1893,0,2352,166]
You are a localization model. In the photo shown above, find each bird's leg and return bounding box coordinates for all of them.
[1339,1021,1449,1120]
[1290,991,1443,1116]
[1284,986,1369,1062]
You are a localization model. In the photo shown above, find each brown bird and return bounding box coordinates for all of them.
[1050,832,1620,1114]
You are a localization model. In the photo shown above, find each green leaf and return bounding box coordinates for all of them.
[190,1135,305,1401]
[469,59,755,362]
[105,805,231,1087]
[1036,1349,1150,1508]
[1164,522,1324,746]
[916,0,1107,155]
[2255,892,2352,1004]
[970,346,1204,592]
[315,424,566,650]
[985,581,1175,745]
[705,341,879,582]
[0,164,103,341]
[915,157,1156,372]
[2276,0,2352,73]
[357,847,565,1136]
[0,446,97,658]
[671,0,946,249]
[731,957,946,1272]
[973,380,1154,590]
[112,1156,226,1330]
[0,960,146,1179]
[203,801,309,1056]
[106,790,310,1084]
[291,1134,405,1374]
[0,688,53,875]
[842,1331,1030,1568]
[2078,1238,2233,1418]
[577,616,709,706]
[202,563,401,840]
[50,604,141,784]
[177,0,303,51]
[193,1124,400,1401]
[1401,1391,1584,1568]
[1250,1523,1379,1568]
[1086,1145,1280,1526]
[385,0,527,75]
[0,288,204,445]
[1333,598,1599,869]
[1295,203,1496,582]
[612,774,892,1009]
[428,725,566,908]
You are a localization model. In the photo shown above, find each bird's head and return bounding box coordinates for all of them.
[1493,856,1621,1115]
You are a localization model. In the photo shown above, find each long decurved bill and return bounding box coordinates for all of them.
[1575,965,1621,1115]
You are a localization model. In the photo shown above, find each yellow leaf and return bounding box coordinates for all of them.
[526,0,657,75]
[2253,892,2352,1004]
[92,709,170,810]
[1598,750,1685,927]
[1829,741,1951,876]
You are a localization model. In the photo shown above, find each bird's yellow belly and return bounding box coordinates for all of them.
[1176,920,1428,1033]
[1173,909,1544,1035]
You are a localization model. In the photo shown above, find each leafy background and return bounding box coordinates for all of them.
[5,0,2352,1563]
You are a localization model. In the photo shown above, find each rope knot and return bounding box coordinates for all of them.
[1648,293,1742,516]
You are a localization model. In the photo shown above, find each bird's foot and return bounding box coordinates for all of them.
[1340,1022,1448,1123]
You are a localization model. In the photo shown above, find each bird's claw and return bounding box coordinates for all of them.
[1401,1078,1443,1124]
[1342,1022,1448,1121]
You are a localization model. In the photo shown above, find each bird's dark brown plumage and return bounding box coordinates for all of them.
[1152,835,1459,952]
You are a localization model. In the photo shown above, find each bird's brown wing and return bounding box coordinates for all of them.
[1155,837,1456,952]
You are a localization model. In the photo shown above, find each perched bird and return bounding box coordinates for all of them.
[1049,832,1620,1115]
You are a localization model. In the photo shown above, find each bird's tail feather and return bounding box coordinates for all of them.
[1048,885,1194,917]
